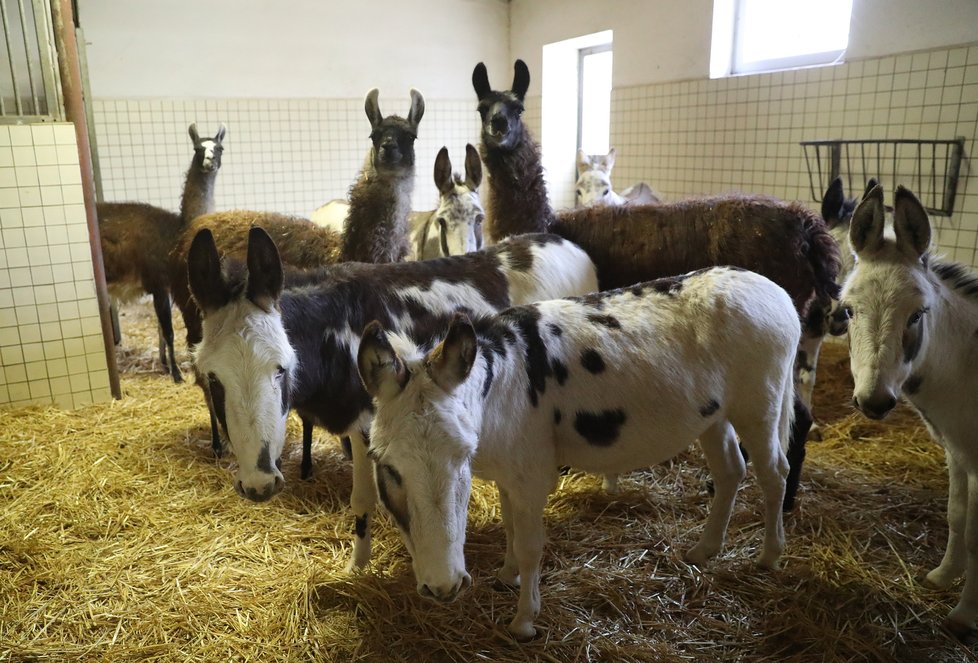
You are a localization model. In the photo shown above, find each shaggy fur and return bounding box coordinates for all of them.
[342,89,424,264]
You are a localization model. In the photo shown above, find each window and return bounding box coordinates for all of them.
[577,45,612,155]
[711,0,853,78]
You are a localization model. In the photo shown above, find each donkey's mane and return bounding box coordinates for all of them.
[928,256,978,301]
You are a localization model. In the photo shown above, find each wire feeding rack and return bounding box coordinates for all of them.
[800,138,966,216]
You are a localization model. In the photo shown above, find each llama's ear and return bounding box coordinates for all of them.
[426,314,477,393]
[849,184,886,256]
[214,123,227,144]
[512,60,530,101]
[407,88,425,133]
[464,143,482,190]
[472,62,491,100]
[364,88,382,129]
[187,229,231,314]
[357,321,408,400]
[864,177,880,199]
[433,147,453,196]
[577,149,591,172]
[892,186,931,259]
[188,123,200,145]
[604,147,616,171]
[821,176,845,224]
[245,227,283,311]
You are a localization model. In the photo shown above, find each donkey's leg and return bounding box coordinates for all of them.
[736,415,789,570]
[495,486,520,587]
[152,288,182,382]
[686,420,746,566]
[347,429,376,571]
[299,417,314,480]
[507,483,551,641]
[925,452,968,589]
[945,470,978,641]
[794,333,823,439]
[782,395,813,512]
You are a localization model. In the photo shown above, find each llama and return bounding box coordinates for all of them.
[187,226,597,569]
[358,267,800,639]
[839,184,978,643]
[473,59,840,509]
[341,88,425,264]
[575,148,659,207]
[97,122,226,382]
[311,145,485,260]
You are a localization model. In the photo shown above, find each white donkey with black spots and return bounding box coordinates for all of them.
[840,184,978,643]
[358,266,800,640]
[187,226,597,570]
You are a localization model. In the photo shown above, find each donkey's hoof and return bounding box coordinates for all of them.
[781,495,796,513]
[171,371,184,384]
[757,551,781,570]
[944,618,978,646]
[807,423,823,442]
[684,544,716,567]
[923,566,962,590]
[507,619,538,642]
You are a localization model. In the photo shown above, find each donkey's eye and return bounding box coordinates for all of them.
[438,217,447,231]
[474,214,484,225]
[907,309,926,327]
[275,365,286,380]
[602,188,610,196]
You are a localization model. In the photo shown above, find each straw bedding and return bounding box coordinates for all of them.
[0,301,971,662]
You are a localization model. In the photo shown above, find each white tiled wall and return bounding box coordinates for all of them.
[0,123,113,409]
[604,44,978,268]
[92,98,482,217]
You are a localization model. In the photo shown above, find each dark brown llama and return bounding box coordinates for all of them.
[97,122,226,383]
[342,88,425,263]
[472,59,842,510]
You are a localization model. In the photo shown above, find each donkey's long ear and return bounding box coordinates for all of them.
[427,314,477,393]
[821,176,845,224]
[245,227,283,311]
[357,321,408,400]
[214,123,227,144]
[577,149,591,173]
[433,147,453,196]
[407,88,425,133]
[892,186,931,259]
[849,184,886,256]
[472,62,491,100]
[364,88,382,129]
[187,229,231,314]
[864,177,880,198]
[464,143,482,190]
[604,147,616,172]
[188,123,200,145]
[512,60,530,100]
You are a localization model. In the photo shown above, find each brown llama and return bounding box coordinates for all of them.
[472,59,842,510]
[97,122,226,383]
[342,88,425,263]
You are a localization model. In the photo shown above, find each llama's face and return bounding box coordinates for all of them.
[476,93,525,151]
[840,185,934,420]
[189,123,226,173]
[576,169,614,207]
[370,117,417,172]
[434,181,484,255]
[358,321,479,603]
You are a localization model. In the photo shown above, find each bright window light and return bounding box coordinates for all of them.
[712,0,853,77]
[578,47,612,155]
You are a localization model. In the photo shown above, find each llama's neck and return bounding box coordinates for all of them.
[481,135,554,243]
[342,153,414,263]
[180,162,219,224]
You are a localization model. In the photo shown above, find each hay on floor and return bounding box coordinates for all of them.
[0,301,971,662]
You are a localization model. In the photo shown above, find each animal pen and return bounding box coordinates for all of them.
[2,2,978,662]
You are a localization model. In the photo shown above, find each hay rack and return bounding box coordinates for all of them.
[800,137,966,216]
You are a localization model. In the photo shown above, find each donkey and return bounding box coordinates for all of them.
[358,267,800,640]
[473,59,838,509]
[839,184,978,643]
[188,226,597,569]
[311,145,484,261]
[97,122,225,382]
[342,88,425,264]
[575,148,659,207]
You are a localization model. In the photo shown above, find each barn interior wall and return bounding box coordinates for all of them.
[0,124,113,408]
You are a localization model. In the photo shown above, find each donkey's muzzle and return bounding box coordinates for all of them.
[235,474,285,502]
[853,393,896,420]
[419,573,472,603]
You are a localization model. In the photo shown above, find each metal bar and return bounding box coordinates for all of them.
[945,137,964,217]
[33,0,61,119]
[802,144,817,201]
[76,25,101,201]
[50,0,121,399]
[1,0,25,115]
[16,0,40,113]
